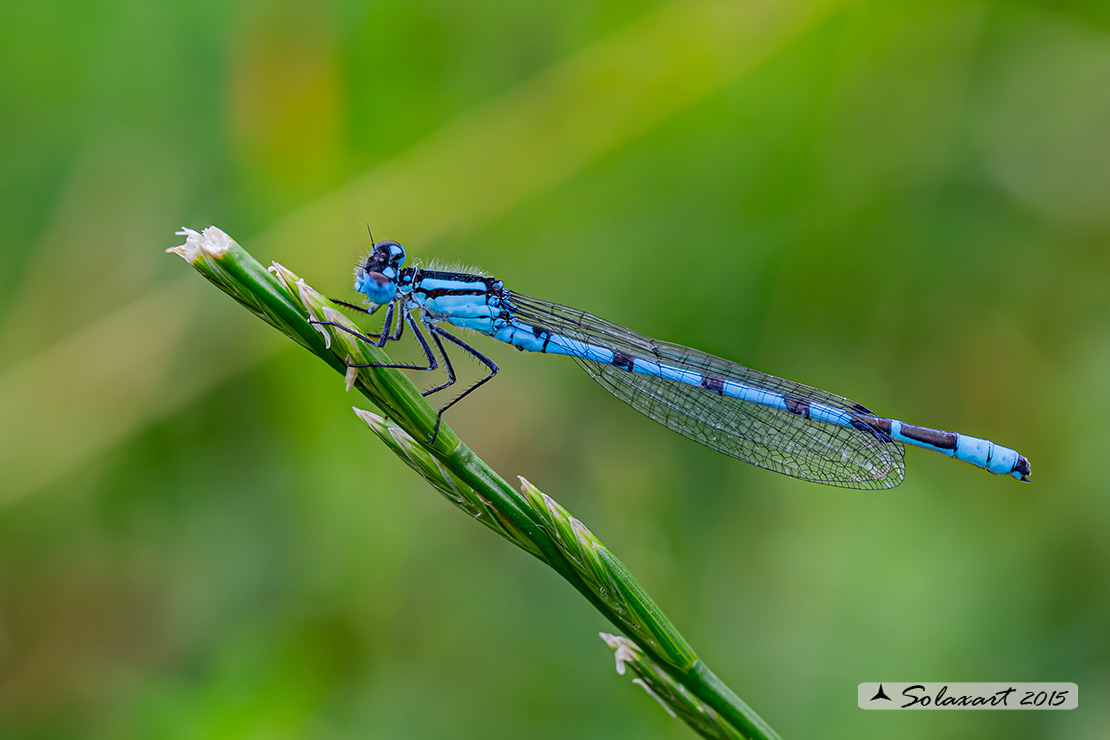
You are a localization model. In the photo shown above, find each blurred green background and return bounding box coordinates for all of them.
[2,0,1108,737]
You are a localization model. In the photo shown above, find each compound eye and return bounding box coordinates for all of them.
[374,240,406,268]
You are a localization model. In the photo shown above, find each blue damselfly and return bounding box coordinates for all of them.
[315,238,1030,490]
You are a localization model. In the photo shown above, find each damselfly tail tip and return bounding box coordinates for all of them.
[1014,454,1032,482]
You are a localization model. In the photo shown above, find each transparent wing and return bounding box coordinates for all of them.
[506,291,905,489]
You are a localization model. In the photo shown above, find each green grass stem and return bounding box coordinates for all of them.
[169,225,782,740]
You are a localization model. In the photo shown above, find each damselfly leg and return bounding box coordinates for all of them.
[318,300,500,443]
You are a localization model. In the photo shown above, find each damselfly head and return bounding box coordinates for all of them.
[354,240,407,305]
[361,240,406,274]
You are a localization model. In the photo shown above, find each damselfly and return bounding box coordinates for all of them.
[315,238,1031,490]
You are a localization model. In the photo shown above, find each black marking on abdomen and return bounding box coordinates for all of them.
[611,350,635,371]
[1013,456,1032,479]
[898,422,958,450]
[784,397,811,418]
[852,414,893,443]
[535,325,552,352]
[701,376,724,395]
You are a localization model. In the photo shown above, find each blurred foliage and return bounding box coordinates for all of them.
[2,1,1109,738]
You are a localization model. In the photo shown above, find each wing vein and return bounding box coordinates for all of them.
[506,291,905,489]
